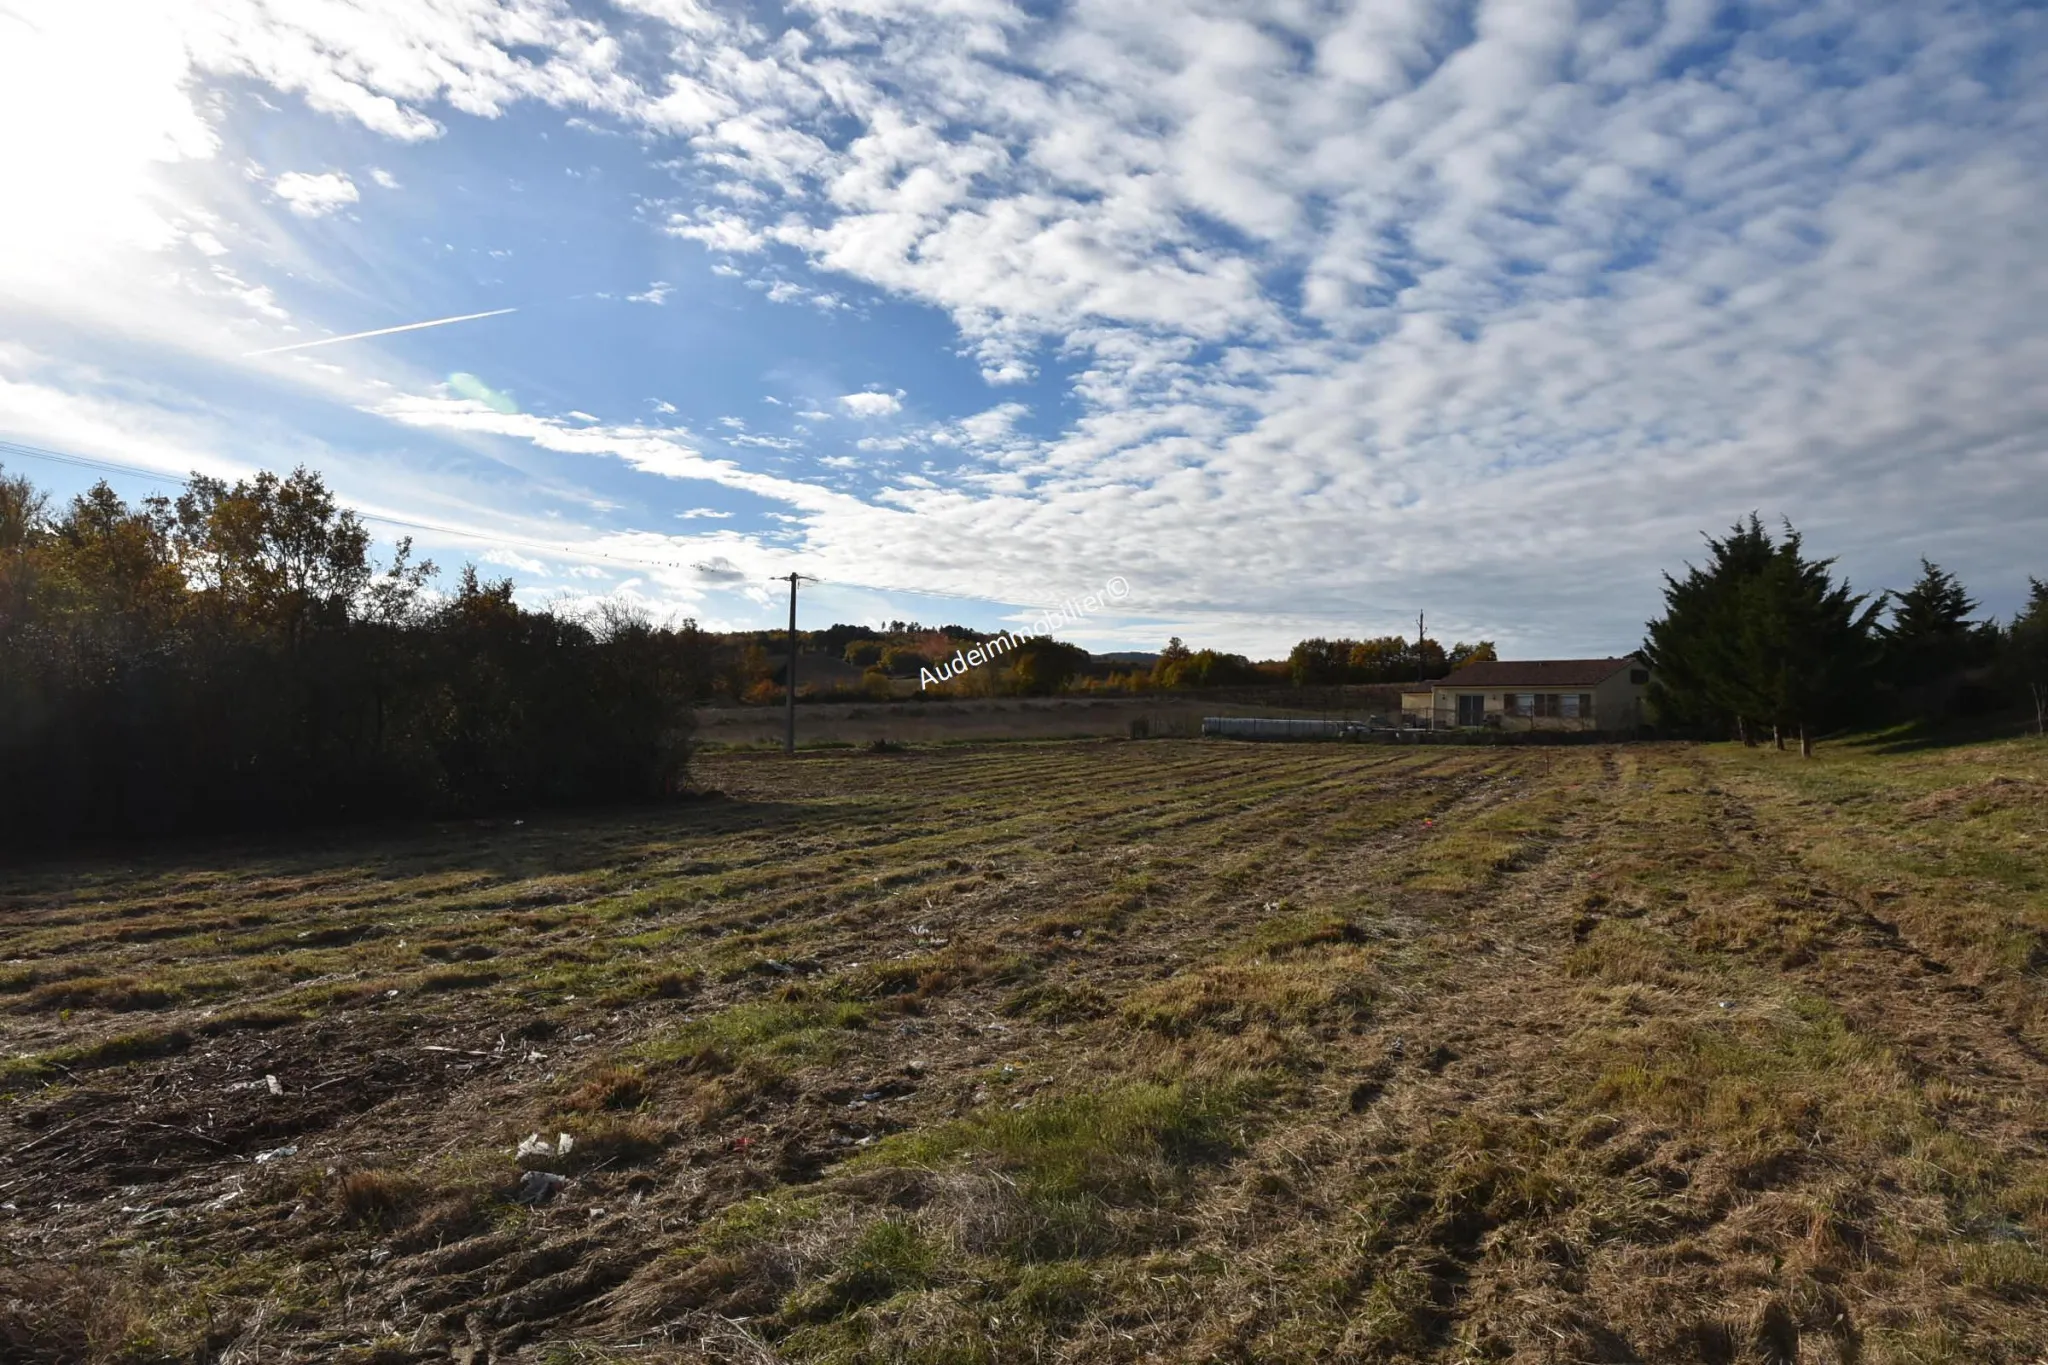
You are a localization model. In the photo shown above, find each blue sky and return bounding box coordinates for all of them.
[2,0,2044,656]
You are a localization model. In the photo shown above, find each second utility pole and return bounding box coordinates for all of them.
[784,572,800,755]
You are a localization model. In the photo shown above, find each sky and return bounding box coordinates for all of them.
[1,0,2044,658]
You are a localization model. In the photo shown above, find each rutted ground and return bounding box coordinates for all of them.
[1,737,2044,1363]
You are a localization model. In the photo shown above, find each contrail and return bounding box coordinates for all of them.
[243,307,517,357]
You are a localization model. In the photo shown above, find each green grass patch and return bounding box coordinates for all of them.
[640,999,871,1075]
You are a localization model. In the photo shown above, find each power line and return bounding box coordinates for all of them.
[0,437,1000,604]
[0,434,1417,630]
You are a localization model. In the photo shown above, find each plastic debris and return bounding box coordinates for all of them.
[253,1144,297,1164]
[516,1132,552,1160]
[513,1170,566,1205]
[265,1074,282,1095]
[557,1131,574,1156]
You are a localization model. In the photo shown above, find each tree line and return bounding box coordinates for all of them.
[1643,515,2048,754]
[1285,635,1496,687]
[0,465,710,844]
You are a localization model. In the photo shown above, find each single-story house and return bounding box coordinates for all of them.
[1399,658,1650,732]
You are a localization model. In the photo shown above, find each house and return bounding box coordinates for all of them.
[1399,658,1650,732]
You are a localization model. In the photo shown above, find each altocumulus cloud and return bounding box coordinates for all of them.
[1,0,2045,655]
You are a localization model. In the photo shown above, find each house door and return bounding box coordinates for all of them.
[1456,694,1485,727]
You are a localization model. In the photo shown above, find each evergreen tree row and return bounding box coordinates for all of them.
[1644,515,2048,751]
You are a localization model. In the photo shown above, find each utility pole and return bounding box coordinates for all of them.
[1417,609,1427,730]
[783,572,801,756]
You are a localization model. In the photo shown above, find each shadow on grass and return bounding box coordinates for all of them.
[1834,713,2044,757]
[0,793,839,894]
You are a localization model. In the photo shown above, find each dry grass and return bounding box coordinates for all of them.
[1,734,2045,1362]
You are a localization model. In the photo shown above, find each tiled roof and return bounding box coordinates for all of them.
[1430,658,1641,689]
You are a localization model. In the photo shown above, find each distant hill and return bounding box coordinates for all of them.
[1093,651,1159,666]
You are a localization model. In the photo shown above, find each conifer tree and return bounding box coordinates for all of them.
[1879,559,1996,693]
[1644,517,1880,753]
[1733,529,1883,755]
[2005,578,2048,736]
[1642,516,1776,741]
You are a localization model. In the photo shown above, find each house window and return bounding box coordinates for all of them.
[1513,693,1534,716]
[1579,693,1594,719]
[1456,693,1485,726]
[1560,693,1580,719]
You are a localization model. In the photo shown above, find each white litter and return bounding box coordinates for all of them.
[515,1132,553,1160]
[556,1132,574,1156]
[265,1074,282,1095]
[254,1145,297,1164]
[514,1170,565,1204]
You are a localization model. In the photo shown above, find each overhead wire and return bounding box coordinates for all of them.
[0,437,1064,609]
[0,436,1407,627]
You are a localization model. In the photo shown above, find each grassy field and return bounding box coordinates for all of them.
[2,734,2045,1363]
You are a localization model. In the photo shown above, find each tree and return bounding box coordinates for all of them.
[1151,636,1193,687]
[173,468,372,647]
[1643,516,1777,741]
[1644,516,1880,754]
[1175,649,1260,688]
[2004,578,2048,736]
[0,463,711,844]
[1008,637,1088,695]
[1879,559,1997,697]
[1345,636,1409,683]
[1733,531,1883,755]
[0,467,45,633]
[1289,638,1351,686]
[878,645,924,677]
[1448,641,1497,670]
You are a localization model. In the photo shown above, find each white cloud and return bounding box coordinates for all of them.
[665,208,769,253]
[839,389,904,418]
[483,548,550,576]
[628,280,672,304]
[4,0,2046,654]
[272,170,359,218]
[368,167,400,189]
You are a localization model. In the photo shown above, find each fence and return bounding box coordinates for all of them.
[1200,717,1372,740]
